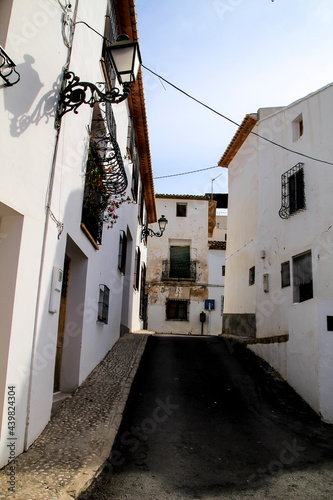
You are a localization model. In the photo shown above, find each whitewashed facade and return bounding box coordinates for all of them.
[0,0,156,466]
[147,195,225,336]
[221,83,333,422]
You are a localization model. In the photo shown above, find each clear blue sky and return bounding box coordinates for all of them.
[135,0,333,197]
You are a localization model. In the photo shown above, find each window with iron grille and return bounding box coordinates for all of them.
[138,182,145,224]
[249,266,255,286]
[118,230,127,274]
[133,247,141,290]
[139,263,146,319]
[98,284,110,324]
[279,163,305,219]
[105,101,116,138]
[127,118,136,161]
[131,154,140,202]
[166,300,189,321]
[81,140,105,245]
[293,251,313,303]
[281,261,290,288]
[102,1,118,91]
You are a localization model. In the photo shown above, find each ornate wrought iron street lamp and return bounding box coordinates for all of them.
[142,215,168,241]
[57,34,141,119]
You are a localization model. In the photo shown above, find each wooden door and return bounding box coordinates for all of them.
[53,255,71,392]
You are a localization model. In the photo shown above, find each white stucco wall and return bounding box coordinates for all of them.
[0,0,151,465]
[223,132,258,318]
[207,248,225,335]
[224,83,333,422]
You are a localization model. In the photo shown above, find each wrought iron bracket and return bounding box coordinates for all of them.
[141,226,164,241]
[0,46,20,87]
[57,71,130,119]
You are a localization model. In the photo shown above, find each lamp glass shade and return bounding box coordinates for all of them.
[158,215,168,232]
[108,37,142,85]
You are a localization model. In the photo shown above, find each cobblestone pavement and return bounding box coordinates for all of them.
[0,332,150,500]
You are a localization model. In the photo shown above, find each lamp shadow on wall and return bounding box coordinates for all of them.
[4,54,61,137]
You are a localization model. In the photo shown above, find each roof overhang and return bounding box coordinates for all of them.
[218,113,258,168]
[115,0,157,222]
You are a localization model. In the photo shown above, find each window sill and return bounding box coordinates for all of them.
[81,223,100,250]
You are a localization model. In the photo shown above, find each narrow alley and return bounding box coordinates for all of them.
[80,335,333,499]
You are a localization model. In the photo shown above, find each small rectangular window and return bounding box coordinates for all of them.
[281,261,290,288]
[292,114,303,142]
[138,182,144,224]
[176,203,187,217]
[133,247,141,290]
[293,251,313,303]
[222,265,225,276]
[249,266,255,286]
[327,316,333,332]
[98,285,110,324]
[139,263,146,319]
[118,230,127,275]
[166,299,188,321]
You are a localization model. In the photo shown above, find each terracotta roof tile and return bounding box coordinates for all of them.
[208,240,226,250]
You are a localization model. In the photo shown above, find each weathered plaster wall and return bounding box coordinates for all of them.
[147,197,211,335]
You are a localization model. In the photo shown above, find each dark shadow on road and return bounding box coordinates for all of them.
[80,335,333,500]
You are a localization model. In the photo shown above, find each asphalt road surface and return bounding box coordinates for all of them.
[80,335,333,499]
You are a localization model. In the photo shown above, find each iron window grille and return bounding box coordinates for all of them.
[105,100,117,138]
[81,139,106,245]
[98,284,110,324]
[127,118,136,161]
[131,153,140,202]
[0,46,20,86]
[133,246,141,290]
[281,261,290,288]
[139,263,147,320]
[142,209,149,245]
[101,1,118,90]
[118,230,127,274]
[279,163,305,219]
[162,260,196,281]
[249,266,255,286]
[166,299,189,321]
[138,182,145,224]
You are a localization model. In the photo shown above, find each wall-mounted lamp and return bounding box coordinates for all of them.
[57,34,141,118]
[142,215,168,241]
[0,46,20,87]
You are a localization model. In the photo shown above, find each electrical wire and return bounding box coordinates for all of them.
[155,166,220,179]
[71,17,333,167]
[142,65,333,166]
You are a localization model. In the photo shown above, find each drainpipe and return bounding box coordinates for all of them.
[24,0,79,451]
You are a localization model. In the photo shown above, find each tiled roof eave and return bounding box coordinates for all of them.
[218,114,258,168]
[116,0,157,223]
